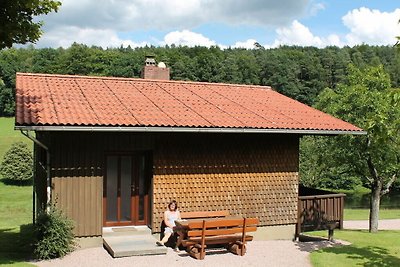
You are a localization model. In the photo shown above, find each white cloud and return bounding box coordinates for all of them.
[36,26,147,48]
[326,34,342,47]
[270,20,325,47]
[342,7,400,46]
[163,30,217,47]
[205,0,308,26]
[35,0,310,48]
[266,20,344,48]
[232,39,258,49]
[309,2,325,16]
[33,1,400,49]
[43,0,308,31]
[266,8,400,48]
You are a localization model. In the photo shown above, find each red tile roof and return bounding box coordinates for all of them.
[15,73,364,133]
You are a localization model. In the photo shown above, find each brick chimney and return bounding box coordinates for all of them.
[141,56,170,80]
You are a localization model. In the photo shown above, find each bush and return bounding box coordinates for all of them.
[0,142,33,184]
[34,204,76,260]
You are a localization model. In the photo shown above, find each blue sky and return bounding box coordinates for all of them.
[35,0,400,49]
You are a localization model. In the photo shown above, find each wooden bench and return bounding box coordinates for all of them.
[180,210,230,219]
[181,217,259,260]
[160,210,230,244]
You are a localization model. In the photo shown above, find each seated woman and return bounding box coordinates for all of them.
[156,200,182,251]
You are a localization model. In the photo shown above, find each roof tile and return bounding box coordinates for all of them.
[15,73,363,133]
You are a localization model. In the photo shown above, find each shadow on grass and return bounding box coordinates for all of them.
[0,178,33,186]
[295,234,345,253]
[313,244,400,267]
[0,224,35,265]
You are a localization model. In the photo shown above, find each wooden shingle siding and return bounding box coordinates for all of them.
[152,134,299,231]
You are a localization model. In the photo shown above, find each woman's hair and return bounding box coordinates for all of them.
[168,200,178,211]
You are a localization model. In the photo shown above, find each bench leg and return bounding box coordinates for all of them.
[328,229,334,241]
[227,243,247,256]
[199,247,205,260]
[187,245,202,260]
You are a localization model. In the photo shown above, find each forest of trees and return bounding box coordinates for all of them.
[0,44,399,196]
[1,43,400,117]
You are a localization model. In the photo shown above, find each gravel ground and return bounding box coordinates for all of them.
[33,219,400,267]
[343,219,400,230]
[34,239,348,267]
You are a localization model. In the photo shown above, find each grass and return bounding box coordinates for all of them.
[344,208,400,220]
[0,117,35,266]
[0,183,35,266]
[310,230,400,267]
[0,117,31,160]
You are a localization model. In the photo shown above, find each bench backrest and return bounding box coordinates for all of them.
[187,218,259,237]
[181,210,230,219]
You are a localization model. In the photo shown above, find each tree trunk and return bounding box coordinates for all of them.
[369,185,381,233]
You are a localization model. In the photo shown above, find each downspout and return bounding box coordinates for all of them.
[32,144,36,222]
[20,130,51,213]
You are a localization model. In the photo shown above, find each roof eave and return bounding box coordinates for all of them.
[15,125,367,135]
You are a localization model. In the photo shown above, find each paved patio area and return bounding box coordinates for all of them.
[343,219,400,230]
[33,219,400,267]
[34,238,347,267]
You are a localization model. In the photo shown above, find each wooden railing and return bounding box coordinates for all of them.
[296,186,345,240]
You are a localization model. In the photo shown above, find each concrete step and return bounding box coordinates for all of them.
[103,226,152,237]
[103,231,167,258]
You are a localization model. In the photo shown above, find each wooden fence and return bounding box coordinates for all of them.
[296,186,345,240]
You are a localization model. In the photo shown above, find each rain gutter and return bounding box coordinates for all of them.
[15,125,367,135]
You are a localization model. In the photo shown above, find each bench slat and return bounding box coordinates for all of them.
[183,234,254,246]
[188,217,258,229]
[188,218,242,228]
[188,226,258,237]
[181,210,230,219]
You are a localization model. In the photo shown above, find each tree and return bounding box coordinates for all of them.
[0,0,61,49]
[0,46,36,115]
[300,136,361,190]
[0,79,14,116]
[0,142,33,184]
[314,65,399,232]
[396,19,400,49]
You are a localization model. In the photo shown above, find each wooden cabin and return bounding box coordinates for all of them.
[14,65,364,242]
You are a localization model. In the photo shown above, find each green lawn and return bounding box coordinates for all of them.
[0,183,35,266]
[344,208,400,220]
[310,230,400,267]
[0,117,36,266]
[0,117,31,160]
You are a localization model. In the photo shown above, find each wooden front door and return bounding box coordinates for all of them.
[103,153,150,227]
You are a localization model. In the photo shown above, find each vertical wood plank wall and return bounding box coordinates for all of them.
[52,177,102,236]
[33,136,47,212]
[152,134,299,232]
[48,132,104,236]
